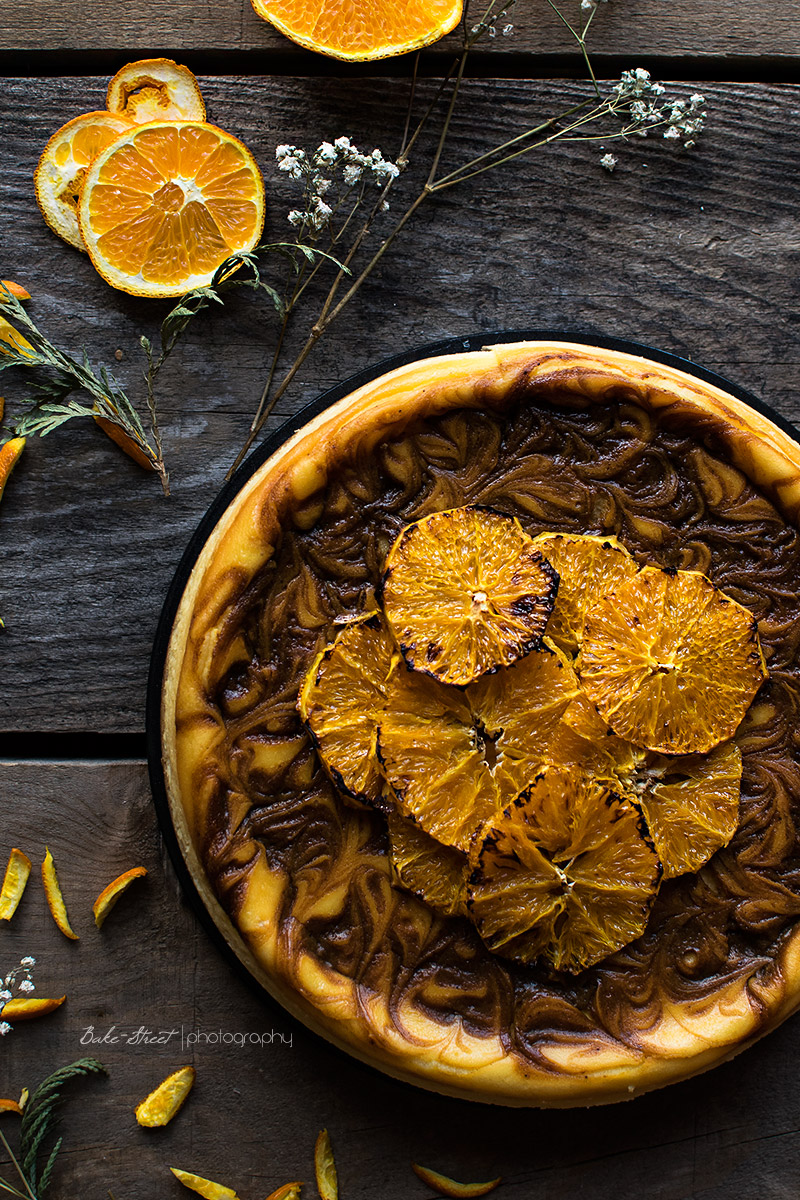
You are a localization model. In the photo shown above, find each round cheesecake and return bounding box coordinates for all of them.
[160,341,800,1106]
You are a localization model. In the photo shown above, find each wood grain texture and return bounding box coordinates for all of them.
[0,0,799,61]
[2,760,800,1199]
[1,75,799,733]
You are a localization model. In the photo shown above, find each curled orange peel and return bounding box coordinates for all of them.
[264,1185,303,1200]
[0,1099,23,1116]
[169,1168,240,1199]
[0,848,32,921]
[412,1165,502,1197]
[92,417,155,471]
[1,996,66,1021]
[0,439,26,505]
[93,866,147,928]
[0,281,30,301]
[41,847,79,940]
[315,1130,338,1200]
[136,1065,195,1127]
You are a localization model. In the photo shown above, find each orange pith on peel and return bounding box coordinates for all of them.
[580,566,767,754]
[107,59,206,124]
[250,0,463,61]
[467,767,661,973]
[35,111,135,250]
[78,121,265,298]
[298,614,395,807]
[378,640,581,852]
[382,506,558,686]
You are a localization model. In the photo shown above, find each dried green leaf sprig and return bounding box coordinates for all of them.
[0,1059,106,1199]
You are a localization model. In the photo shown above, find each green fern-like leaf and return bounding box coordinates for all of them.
[19,1058,106,1194]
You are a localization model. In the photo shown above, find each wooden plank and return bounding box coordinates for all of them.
[0,0,798,63]
[3,759,800,1199]
[1,76,799,733]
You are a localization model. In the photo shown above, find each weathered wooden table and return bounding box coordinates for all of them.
[1,2,799,1196]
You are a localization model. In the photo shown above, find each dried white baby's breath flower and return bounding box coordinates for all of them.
[600,152,618,171]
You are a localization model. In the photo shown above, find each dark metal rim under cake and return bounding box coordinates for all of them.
[160,341,800,1107]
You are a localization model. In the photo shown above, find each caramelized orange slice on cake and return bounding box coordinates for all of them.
[79,122,265,297]
[532,532,637,657]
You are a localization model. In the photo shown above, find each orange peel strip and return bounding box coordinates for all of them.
[315,1129,338,1200]
[0,1099,23,1116]
[41,846,79,940]
[0,281,30,301]
[92,417,155,471]
[1,997,65,1021]
[93,866,148,928]
[0,848,32,921]
[170,1168,240,1199]
[412,1164,502,1198]
[264,1185,303,1200]
[136,1065,195,1127]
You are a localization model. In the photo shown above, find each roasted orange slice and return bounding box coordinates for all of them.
[467,767,660,972]
[382,507,558,686]
[533,532,637,656]
[107,59,206,124]
[35,111,134,250]
[79,122,265,298]
[387,813,467,917]
[250,0,463,61]
[379,640,581,852]
[580,566,767,754]
[298,614,394,806]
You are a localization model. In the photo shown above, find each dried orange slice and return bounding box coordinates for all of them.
[299,614,394,807]
[412,1165,501,1197]
[382,507,558,687]
[41,846,79,940]
[34,111,134,250]
[467,767,660,972]
[533,532,637,656]
[315,1130,338,1200]
[107,59,206,124]
[379,640,581,852]
[580,566,767,754]
[251,0,462,61]
[93,866,147,928]
[79,122,266,298]
[0,848,32,921]
[635,741,742,879]
[170,1168,240,1199]
[137,1065,196,1126]
[387,814,467,917]
[1,996,66,1021]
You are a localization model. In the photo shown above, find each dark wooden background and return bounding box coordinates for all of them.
[1,4,800,1197]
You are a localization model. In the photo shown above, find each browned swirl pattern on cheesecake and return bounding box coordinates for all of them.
[203,381,800,1057]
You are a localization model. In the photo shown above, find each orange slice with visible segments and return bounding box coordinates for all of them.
[250,0,463,61]
[382,506,558,687]
[79,121,265,298]
[533,532,637,657]
[35,111,134,250]
[580,566,767,754]
[107,58,206,124]
[387,813,468,917]
[467,767,661,973]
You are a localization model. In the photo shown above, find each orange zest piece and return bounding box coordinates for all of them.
[79,121,266,298]
[314,1129,338,1200]
[264,1185,303,1200]
[383,506,558,686]
[0,281,30,300]
[1,997,66,1021]
[170,1168,240,1199]
[412,1164,502,1197]
[108,59,206,124]
[0,283,34,359]
[0,1099,23,1116]
[0,439,26,505]
[35,111,134,250]
[93,866,148,928]
[93,416,155,471]
[0,848,32,921]
[250,0,463,61]
[41,846,79,940]
[136,1065,195,1127]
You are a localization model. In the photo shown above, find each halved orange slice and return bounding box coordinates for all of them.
[387,813,467,917]
[250,0,463,61]
[580,566,767,754]
[79,122,265,298]
[34,111,134,250]
[467,767,661,972]
[382,507,558,686]
[298,614,394,807]
[533,532,637,656]
[107,59,207,124]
